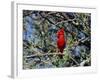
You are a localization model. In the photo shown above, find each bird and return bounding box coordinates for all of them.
[57,28,66,58]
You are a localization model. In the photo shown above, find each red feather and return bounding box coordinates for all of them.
[57,28,66,53]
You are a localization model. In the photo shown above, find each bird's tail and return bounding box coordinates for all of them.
[60,49,64,53]
[58,49,64,59]
[58,54,63,59]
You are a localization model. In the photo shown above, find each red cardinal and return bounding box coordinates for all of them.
[57,28,66,54]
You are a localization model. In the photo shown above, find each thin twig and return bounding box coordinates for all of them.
[68,53,80,66]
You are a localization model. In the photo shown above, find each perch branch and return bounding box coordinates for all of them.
[24,53,65,58]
